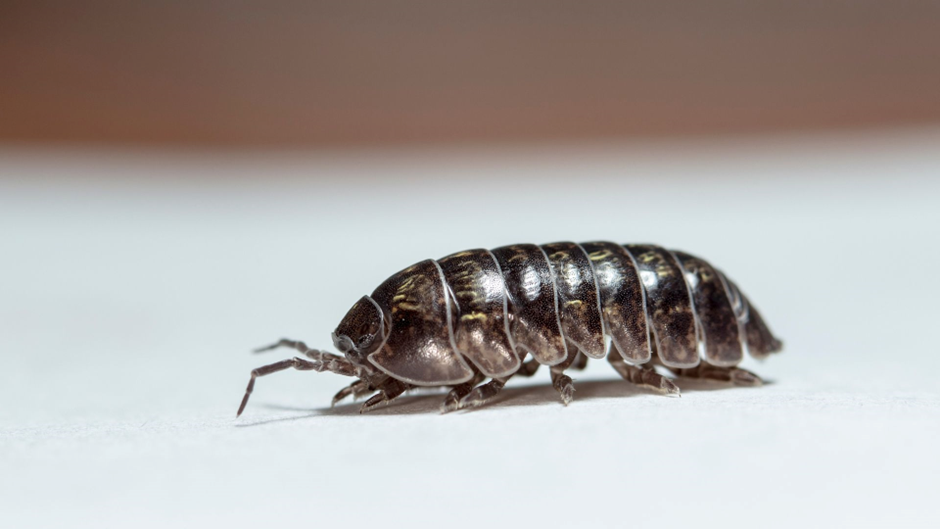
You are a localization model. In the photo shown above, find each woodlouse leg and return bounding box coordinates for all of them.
[516,358,541,377]
[550,368,575,405]
[670,364,763,386]
[331,379,371,407]
[571,353,589,371]
[237,357,325,417]
[359,379,409,414]
[547,345,581,405]
[353,380,378,399]
[442,358,541,413]
[455,377,510,411]
[440,380,478,413]
[608,354,681,396]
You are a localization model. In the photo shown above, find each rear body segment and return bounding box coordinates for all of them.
[720,274,782,358]
[673,251,744,367]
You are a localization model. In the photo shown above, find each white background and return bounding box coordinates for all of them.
[2,129,938,528]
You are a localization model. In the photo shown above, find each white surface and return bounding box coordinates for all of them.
[2,131,939,528]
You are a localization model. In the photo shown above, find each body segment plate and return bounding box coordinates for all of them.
[625,244,700,368]
[541,242,606,359]
[673,251,743,366]
[742,303,780,358]
[438,249,519,378]
[491,244,568,366]
[720,274,782,359]
[368,259,474,385]
[580,241,652,363]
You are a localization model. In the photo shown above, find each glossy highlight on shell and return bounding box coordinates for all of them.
[237,242,783,416]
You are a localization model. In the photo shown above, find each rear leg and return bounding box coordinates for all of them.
[608,354,680,396]
[669,363,763,386]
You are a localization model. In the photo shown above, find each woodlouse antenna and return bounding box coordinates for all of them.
[237,339,370,417]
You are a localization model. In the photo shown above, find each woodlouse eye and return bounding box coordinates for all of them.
[332,333,355,354]
[357,334,374,348]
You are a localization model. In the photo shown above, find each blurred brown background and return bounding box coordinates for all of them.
[2,0,940,147]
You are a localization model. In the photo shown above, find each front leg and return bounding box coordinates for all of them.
[331,379,374,407]
[441,357,541,413]
[359,379,410,413]
[440,374,484,413]
[456,377,510,411]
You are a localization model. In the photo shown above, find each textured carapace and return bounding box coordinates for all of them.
[237,242,783,416]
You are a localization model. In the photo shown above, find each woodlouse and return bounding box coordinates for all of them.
[237,242,782,416]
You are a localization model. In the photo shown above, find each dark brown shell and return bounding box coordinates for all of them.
[334,242,782,386]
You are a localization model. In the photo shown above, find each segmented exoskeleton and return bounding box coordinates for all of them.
[237,242,782,416]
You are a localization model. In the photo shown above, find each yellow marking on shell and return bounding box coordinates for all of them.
[656,263,673,277]
[392,294,408,302]
[396,302,421,311]
[589,249,611,261]
[460,313,488,322]
[565,300,583,308]
[457,289,483,300]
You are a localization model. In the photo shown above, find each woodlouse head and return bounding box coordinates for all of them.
[332,295,388,364]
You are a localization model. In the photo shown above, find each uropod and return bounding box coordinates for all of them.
[237,242,782,416]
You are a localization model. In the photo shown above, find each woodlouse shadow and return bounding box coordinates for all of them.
[235,376,772,427]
